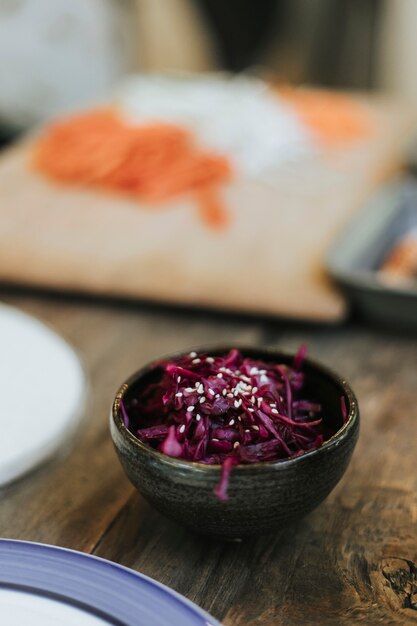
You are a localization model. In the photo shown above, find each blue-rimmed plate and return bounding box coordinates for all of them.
[0,540,221,626]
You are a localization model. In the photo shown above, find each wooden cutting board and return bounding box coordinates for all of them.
[0,95,414,322]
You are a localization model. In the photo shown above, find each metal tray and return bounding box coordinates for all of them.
[327,178,417,329]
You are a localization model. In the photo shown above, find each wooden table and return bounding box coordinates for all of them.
[1,292,416,625]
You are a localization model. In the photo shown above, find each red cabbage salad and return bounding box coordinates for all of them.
[121,347,344,501]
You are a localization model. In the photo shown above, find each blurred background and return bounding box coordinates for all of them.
[0,0,416,328]
[0,0,415,131]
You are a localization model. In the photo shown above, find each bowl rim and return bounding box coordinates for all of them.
[111,345,359,474]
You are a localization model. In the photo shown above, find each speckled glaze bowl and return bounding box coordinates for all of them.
[110,347,359,538]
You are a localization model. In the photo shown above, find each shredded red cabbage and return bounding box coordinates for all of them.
[119,398,130,428]
[340,396,348,423]
[123,347,344,501]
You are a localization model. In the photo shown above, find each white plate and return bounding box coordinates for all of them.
[0,303,85,486]
[0,589,107,626]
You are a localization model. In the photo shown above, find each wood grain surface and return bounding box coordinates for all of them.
[0,292,416,625]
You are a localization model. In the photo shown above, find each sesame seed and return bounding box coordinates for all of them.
[192,358,201,364]
[248,408,254,412]
[227,393,234,398]
[234,388,239,396]
[233,441,240,449]
[222,389,227,397]
[241,375,251,383]
[208,389,215,396]
[212,438,219,442]
[252,387,258,394]
[185,387,194,393]
[189,351,197,358]
[217,373,223,378]
[250,367,258,375]
[177,376,181,383]
[215,394,220,399]
[270,402,276,407]
[229,419,235,426]
[196,414,201,421]
[257,397,263,407]
[206,357,214,363]
[234,399,242,408]
[251,396,256,404]
[175,392,183,398]
[260,374,269,384]
[271,408,278,415]
[197,383,204,394]
[252,424,259,430]
[238,416,242,421]
[199,397,206,404]
[187,406,195,412]
[259,369,267,375]
[179,424,186,433]
[245,429,250,433]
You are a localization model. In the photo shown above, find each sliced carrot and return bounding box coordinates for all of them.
[33,109,232,229]
[197,186,230,231]
[277,86,372,146]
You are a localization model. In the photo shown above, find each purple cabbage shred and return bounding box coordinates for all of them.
[340,395,348,423]
[123,347,339,501]
[119,398,130,428]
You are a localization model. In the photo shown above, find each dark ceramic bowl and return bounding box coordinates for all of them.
[110,347,359,538]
